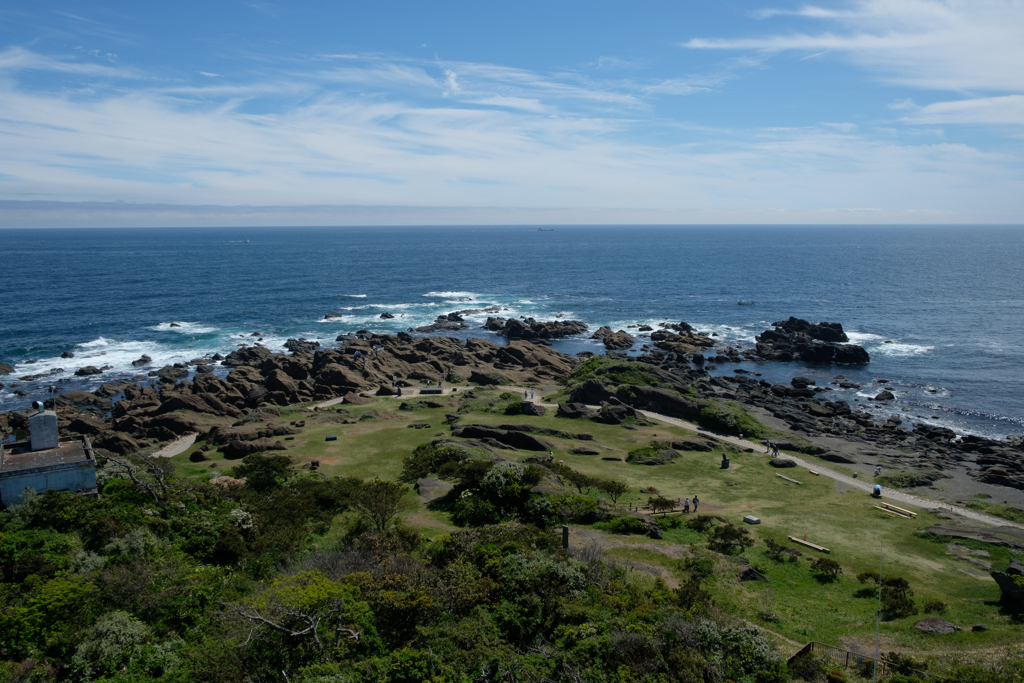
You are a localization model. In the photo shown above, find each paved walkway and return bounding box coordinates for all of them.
[152,432,197,458]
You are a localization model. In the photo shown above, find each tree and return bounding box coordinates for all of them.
[353,479,408,532]
[226,570,366,657]
[810,557,843,581]
[707,524,755,555]
[233,452,294,492]
[597,479,629,505]
[564,471,598,496]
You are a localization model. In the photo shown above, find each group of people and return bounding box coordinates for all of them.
[524,389,535,400]
[683,495,699,513]
[764,440,780,457]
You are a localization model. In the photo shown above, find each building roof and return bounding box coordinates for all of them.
[0,441,92,476]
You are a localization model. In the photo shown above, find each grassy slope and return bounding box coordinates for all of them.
[167,386,1022,655]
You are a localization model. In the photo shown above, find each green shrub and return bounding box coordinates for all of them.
[922,600,947,614]
[600,516,648,535]
[547,493,601,523]
[625,445,662,463]
[400,441,470,482]
[877,472,929,489]
[697,400,768,436]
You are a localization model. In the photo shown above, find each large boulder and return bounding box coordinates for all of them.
[603,330,635,351]
[496,318,588,340]
[913,618,958,634]
[991,560,1024,608]
[75,366,103,376]
[569,379,616,405]
[222,345,273,367]
[557,403,598,420]
[519,402,547,417]
[619,385,707,420]
[0,363,13,376]
[591,326,612,340]
[754,317,868,365]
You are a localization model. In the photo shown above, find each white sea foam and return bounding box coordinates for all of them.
[423,291,477,299]
[845,331,886,345]
[341,294,367,298]
[148,321,219,334]
[870,342,934,358]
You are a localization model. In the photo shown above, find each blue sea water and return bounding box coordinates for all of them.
[1,225,1023,439]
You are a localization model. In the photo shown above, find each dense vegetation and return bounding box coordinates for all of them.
[0,451,794,683]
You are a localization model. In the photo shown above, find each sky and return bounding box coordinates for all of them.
[1,0,1024,226]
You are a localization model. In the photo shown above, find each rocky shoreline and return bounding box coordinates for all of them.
[2,315,1023,506]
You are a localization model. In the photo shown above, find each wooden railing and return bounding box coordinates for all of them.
[788,641,878,673]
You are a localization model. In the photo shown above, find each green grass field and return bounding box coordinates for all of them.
[167,386,1023,658]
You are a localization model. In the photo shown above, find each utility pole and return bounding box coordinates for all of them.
[874,541,883,683]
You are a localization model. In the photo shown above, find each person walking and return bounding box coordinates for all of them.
[765,440,771,454]
[530,389,534,400]
[524,390,529,399]
[692,495,699,512]
[684,498,690,513]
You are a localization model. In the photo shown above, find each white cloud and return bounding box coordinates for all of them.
[198,71,221,78]
[904,95,1024,125]
[687,0,1024,92]
[0,47,1021,220]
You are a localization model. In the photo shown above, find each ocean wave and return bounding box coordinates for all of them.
[870,342,934,358]
[845,331,886,345]
[423,291,477,299]
[148,321,219,334]
[341,294,367,298]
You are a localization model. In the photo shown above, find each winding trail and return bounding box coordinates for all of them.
[152,433,197,458]
[515,389,1024,531]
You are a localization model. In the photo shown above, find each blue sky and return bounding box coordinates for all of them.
[1,0,1023,224]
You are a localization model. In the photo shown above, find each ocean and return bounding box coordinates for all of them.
[1,225,1022,439]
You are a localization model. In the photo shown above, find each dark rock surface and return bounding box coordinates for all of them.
[754,317,869,365]
[75,366,103,376]
[603,330,635,350]
[494,318,588,340]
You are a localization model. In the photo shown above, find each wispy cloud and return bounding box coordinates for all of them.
[0,44,1021,220]
[687,0,1024,92]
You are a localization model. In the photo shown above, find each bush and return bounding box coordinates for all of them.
[400,441,470,482]
[602,516,648,535]
[922,600,947,614]
[625,445,663,463]
[648,496,675,514]
[810,558,843,580]
[547,493,601,524]
[697,400,768,436]
[877,472,929,489]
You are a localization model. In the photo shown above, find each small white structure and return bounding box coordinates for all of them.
[1,402,97,507]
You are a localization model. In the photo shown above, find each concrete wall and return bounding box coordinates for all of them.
[0,462,97,507]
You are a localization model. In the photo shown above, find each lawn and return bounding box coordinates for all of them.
[166,386,1023,657]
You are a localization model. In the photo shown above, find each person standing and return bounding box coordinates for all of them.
[692,495,699,512]
[530,389,534,400]
[684,498,690,513]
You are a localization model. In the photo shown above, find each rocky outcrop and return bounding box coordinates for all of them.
[415,313,469,333]
[603,330,635,350]
[494,318,588,340]
[222,345,273,367]
[754,317,869,365]
[451,424,550,451]
[0,363,13,375]
[284,338,320,355]
[591,326,612,340]
[75,366,102,376]
[991,560,1024,608]
[649,326,716,357]
[913,618,958,634]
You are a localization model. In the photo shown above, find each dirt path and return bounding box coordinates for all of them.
[152,432,197,458]
[636,409,1024,530]
[509,387,1023,531]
